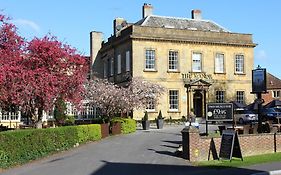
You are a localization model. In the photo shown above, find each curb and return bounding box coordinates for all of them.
[251,170,281,175]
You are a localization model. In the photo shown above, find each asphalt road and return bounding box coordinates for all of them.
[1,124,280,175]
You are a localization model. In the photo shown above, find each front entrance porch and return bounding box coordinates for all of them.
[185,79,211,119]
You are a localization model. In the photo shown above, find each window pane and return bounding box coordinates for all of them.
[103,60,107,78]
[169,51,178,71]
[235,55,244,73]
[169,90,179,110]
[145,50,155,70]
[236,91,244,104]
[110,58,114,76]
[126,51,130,71]
[117,55,121,74]
[146,98,155,110]
[216,91,225,103]
[192,53,202,72]
[215,53,224,73]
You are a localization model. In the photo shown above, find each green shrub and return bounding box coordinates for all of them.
[0,124,101,169]
[64,115,76,125]
[157,110,164,119]
[142,111,148,121]
[76,124,101,143]
[111,117,136,134]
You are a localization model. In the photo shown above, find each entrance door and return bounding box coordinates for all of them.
[193,91,203,117]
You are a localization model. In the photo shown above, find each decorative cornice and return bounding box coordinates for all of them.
[131,35,256,48]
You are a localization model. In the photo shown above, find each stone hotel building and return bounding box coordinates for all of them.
[90,4,256,120]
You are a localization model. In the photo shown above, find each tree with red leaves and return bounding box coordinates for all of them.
[0,14,88,122]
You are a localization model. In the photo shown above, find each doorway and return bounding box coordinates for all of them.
[193,91,203,117]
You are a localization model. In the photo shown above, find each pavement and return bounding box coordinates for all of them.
[1,123,281,175]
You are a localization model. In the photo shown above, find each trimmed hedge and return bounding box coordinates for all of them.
[111,118,136,134]
[0,124,101,169]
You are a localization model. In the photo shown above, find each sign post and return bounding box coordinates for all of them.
[251,66,267,133]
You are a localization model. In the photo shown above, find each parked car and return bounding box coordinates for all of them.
[260,108,281,121]
[234,109,258,124]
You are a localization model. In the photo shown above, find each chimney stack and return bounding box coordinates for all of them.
[191,9,202,20]
[113,17,127,36]
[90,31,103,78]
[142,3,153,18]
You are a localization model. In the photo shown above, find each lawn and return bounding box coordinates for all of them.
[194,152,281,168]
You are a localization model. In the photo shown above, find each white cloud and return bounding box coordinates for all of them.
[256,50,267,60]
[12,19,40,33]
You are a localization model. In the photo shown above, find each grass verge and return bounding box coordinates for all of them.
[194,152,281,168]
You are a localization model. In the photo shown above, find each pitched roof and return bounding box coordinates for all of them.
[267,72,281,90]
[134,15,230,33]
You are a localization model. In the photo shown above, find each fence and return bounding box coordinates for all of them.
[66,102,99,119]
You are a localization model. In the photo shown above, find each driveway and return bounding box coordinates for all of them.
[1,124,278,175]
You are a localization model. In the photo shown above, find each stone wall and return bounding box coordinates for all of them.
[182,127,281,161]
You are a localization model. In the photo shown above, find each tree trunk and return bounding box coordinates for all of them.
[35,107,43,129]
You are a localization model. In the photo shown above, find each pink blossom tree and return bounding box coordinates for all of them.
[0,14,89,122]
[0,14,26,111]
[85,77,165,118]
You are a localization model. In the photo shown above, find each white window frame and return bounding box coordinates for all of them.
[145,49,156,70]
[110,58,114,76]
[272,90,280,98]
[169,90,179,111]
[117,54,121,74]
[236,91,245,104]
[216,91,225,103]
[126,51,130,72]
[168,50,178,71]
[235,54,244,74]
[103,60,108,78]
[192,52,202,72]
[215,53,224,73]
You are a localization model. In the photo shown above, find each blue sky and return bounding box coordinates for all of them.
[1,0,281,78]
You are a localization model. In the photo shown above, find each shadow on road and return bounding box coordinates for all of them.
[91,161,266,175]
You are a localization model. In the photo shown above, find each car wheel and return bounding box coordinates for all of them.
[239,118,244,124]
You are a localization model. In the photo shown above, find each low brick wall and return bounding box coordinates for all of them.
[182,127,281,161]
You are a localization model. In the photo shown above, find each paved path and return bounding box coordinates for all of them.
[1,125,281,175]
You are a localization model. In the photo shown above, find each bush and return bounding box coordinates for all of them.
[143,111,148,121]
[111,117,136,134]
[0,124,101,169]
[76,124,101,143]
[64,115,76,126]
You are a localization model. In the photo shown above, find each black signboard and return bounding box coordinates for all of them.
[219,130,243,161]
[208,138,219,161]
[252,68,267,93]
[206,103,233,121]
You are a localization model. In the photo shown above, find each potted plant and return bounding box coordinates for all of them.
[142,111,150,130]
[92,117,109,138]
[155,110,164,129]
[110,118,122,135]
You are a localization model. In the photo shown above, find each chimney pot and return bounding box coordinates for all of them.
[191,9,202,20]
[142,3,153,18]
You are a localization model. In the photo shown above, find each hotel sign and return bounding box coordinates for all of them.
[182,72,212,80]
[206,103,233,121]
[252,68,267,93]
